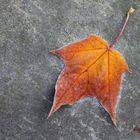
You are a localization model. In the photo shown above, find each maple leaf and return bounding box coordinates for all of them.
[48,8,135,125]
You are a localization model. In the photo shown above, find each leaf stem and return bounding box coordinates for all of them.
[109,7,135,48]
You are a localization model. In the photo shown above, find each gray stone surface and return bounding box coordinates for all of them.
[0,0,140,140]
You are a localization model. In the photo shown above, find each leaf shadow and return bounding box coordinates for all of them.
[99,106,114,125]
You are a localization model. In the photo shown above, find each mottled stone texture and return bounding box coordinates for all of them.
[0,0,140,140]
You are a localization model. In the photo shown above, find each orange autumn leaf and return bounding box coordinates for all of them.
[48,8,135,125]
[49,35,128,125]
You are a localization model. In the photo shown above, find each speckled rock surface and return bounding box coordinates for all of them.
[0,0,140,140]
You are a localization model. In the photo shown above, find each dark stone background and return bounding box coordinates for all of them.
[0,0,140,140]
